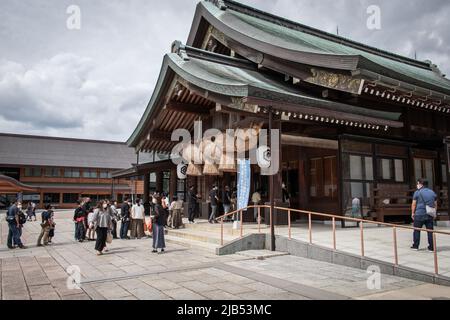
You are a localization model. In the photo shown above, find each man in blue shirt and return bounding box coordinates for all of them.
[411,179,437,251]
[6,199,26,249]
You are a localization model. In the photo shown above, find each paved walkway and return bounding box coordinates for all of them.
[1,210,450,300]
[194,219,450,277]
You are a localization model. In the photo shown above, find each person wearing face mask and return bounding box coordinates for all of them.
[92,200,113,255]
[6,199,26,249]
[130,198,145,239]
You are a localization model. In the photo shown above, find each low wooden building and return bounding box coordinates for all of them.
[0,133,151,209]
[117,0,450,224]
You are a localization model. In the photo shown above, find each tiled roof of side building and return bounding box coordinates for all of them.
[0,133,153,169]
[190,0,450,95]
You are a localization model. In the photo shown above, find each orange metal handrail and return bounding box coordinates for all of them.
[216,204,450,275]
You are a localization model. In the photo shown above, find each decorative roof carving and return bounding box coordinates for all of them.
[305,69,364,94]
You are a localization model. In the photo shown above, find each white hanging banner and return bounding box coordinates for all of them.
[177,163,188,180]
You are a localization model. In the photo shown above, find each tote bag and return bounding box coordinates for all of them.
[419,191,437,219]
[106,231,113,244]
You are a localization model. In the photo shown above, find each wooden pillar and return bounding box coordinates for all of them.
[39,191,44,209]
[273,120,283,203]
[298,147,308,211]
[143,172,150,204]
[170,167,177,199]
[156,171,163,193]
[444,140,450,218]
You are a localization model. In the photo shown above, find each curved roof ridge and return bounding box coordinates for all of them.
[212,0,433,71]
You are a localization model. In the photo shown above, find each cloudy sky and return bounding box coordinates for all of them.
[1,0,449,142]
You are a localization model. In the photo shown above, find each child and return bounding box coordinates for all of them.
[87,208,95,241]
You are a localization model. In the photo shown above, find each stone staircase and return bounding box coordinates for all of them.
[164,219,270,253]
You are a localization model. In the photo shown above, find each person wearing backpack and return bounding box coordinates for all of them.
[152,195,166,253]
[411,178,437,251]
[6,199,26,249]
[37,203,52,246]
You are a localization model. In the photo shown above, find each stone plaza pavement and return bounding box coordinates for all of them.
[176,218,450,277]
[0,210,450,300]
[275,222,450,277]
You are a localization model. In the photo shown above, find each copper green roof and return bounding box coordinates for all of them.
[189,0,450,95]
[127,45,401,147]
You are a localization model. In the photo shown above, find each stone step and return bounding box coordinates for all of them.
[165,228,236,245]
[164,234,219,253]
[235,250,290,260]
[183,220,270,235]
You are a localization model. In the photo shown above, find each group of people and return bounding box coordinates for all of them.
[4,178,438,255]
[202,185,237,224]
[71,194,185,255]
[200,184,267,224]
[5,199,56,249]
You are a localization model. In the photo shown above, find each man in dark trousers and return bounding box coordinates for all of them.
[187,186,198,224]
[209,185,219,224]
[120,198,131,239]
[411,178,437,251]
[73,200,85,242]
[6,199,26,249]
[82,198,90,239]
[223,186,232,221]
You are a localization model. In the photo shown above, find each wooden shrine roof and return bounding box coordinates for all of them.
[187,0,450,96]
[127,43,402,152]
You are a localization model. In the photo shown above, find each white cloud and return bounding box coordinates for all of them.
[1,0,450,141]
[0,53,151,141]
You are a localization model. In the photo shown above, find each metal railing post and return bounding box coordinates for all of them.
[270,206,273,232]
[393,227,398,266]
[288,210,291,240]
[433,233,439,275]
[308,213,312,244]
[258,207,261,233]
[240,209,243,238]
[332,217,336,250]
[214,206,450,269]
[220,218,224,246]
[360,221,365,257]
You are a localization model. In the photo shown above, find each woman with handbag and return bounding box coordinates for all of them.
[92,200,113,256]
[152,195,166,253]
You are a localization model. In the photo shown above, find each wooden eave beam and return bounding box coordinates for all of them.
[164,101,211,115]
